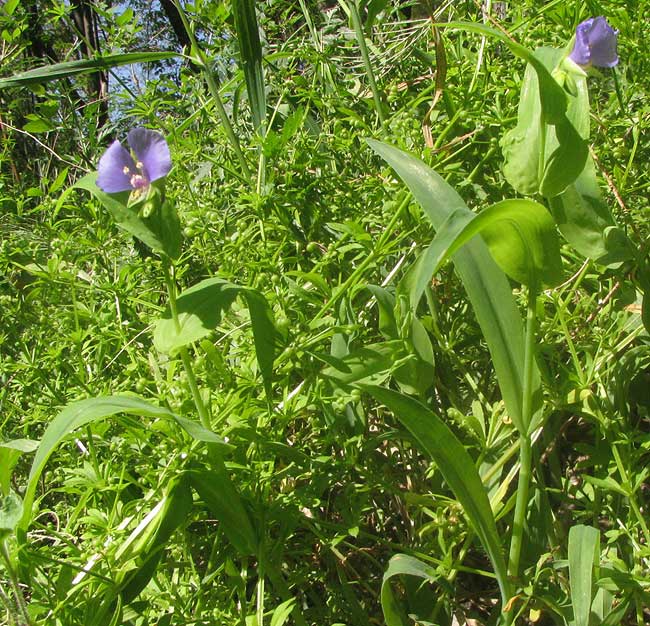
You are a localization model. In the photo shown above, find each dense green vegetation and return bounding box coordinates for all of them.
[1,1,649,625]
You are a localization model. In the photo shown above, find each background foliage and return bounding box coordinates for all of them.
[1,0,650,625]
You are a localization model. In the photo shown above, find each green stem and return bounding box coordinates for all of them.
[162,261,212,431]
[507,285,538,586]
[172,0,252,180]
[611,443,650,546]
[343,0,387,128]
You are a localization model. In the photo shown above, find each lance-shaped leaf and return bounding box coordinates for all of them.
[381,554,438,626]
[442,23,587,197]
[19,396,229,532]
[498,46,588,198]
[361,385,511,606]
[0,51,179,89]
[568,525,600,626]
[368,139,540,434]
[232,0,266,134]
[549,156,634,265]
[189,469,258,555]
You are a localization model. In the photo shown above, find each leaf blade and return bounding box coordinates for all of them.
[367,138,540,433]
[361,385,511,605]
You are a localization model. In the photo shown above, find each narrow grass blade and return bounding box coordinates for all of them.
[361,385,511,605]
[367,139,540,434]
[232,0,266,134]
[0,52,178,89]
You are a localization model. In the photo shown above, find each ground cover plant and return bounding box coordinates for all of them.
[1,0,650,625]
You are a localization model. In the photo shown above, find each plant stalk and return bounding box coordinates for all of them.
[1,540,31,626]
[163,261,212,431]
[506,284,538,600]
[342,0,387,128]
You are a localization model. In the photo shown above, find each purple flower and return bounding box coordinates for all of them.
[569,16,618,68]
[97,128,171,194]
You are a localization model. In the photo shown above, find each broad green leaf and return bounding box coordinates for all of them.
[3,0,20,16]
[381,554,437,626]
[568,525,600,626]
[443,24,590,197]
[23,115,55,133]
[444,24,567,123]
[0,491,22,537]
[367,139,540,434]
[549,157,634,265]
[190,469,257,555]
[270,598,297,626]
[232,0,266,134]
[153,277,276,394]
[120,475,193,603]
[0,51,179,89]
[20,396,229,531]
[0,439,39,453]
[499,47,588,198]
[360,385,511,605]
[416,199,562,289]
[74,173,181,259]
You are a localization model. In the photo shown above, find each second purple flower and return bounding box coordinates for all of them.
[569,16,619,68]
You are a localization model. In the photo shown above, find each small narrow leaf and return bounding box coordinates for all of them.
[0,52,178,89]
[270,598,297,626]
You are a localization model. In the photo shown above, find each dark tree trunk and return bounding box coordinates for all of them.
[70,0,109,128]
[160,0,192,50]
[24,0,58,61]
[159,0,201,73]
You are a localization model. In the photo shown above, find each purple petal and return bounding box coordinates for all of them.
[587,16,618,67]
[127,128,172,183]
[97,140,137,193]
[569,16,618,68]
[569,18,592,65]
